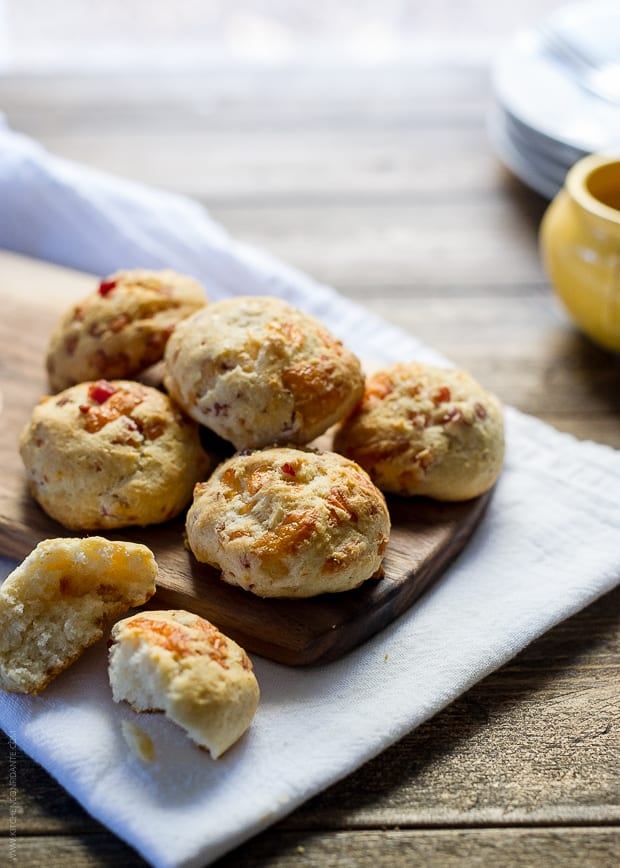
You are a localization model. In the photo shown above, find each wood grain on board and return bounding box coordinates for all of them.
[0,252,490,665]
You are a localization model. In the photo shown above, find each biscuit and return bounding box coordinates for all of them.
[20,379,211,529]
[46,269,207,392]
[108,610,260,759]
[163,296,364,450]
[334,363,504,500]
[186,447,391,598]
[0,537,157,695]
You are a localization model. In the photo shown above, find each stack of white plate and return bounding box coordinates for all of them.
[490,0,620,199]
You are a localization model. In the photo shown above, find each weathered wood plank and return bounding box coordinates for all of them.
[0,129,508,203]
[205,196,544,289]
[219,827,620,867]
[0,64,500,200]
[0,833,146,866]
[0,827,618,868]
[0,68,490,122]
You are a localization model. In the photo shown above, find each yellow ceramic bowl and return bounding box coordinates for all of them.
[540,153,620,352]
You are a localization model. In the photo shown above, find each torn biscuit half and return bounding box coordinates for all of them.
[0,536,158,695]
[108,610,260,759]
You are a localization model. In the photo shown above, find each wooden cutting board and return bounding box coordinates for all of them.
[0,252,491,665]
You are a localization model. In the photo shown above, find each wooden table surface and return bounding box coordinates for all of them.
[1,7,619,866]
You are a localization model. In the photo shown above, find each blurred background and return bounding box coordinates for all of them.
[0,0,573,365]
[0,0,564,72]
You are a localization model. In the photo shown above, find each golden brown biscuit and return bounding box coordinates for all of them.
[334,363,504,500]
[46,269,207,391]
[0,537,157,695]
[108,610,260,759]
[163,296,364,450]
[186,447,391,598]
[20,379,211,529]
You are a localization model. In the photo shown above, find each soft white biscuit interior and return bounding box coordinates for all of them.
[0,537,158,694]
[108,610,260,759]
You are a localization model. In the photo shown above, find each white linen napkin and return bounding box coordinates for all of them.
[1,122,619,868]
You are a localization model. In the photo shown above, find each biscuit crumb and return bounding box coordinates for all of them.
[121,720,156,763]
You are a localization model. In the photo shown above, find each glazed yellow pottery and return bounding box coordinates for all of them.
[540,153,620,352]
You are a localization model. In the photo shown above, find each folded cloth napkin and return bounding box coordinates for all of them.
[1,122,619,868]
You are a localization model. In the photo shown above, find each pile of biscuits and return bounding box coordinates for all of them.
[2,268,505,758]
